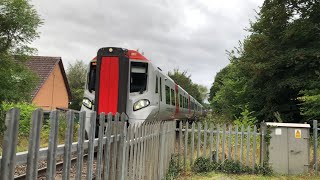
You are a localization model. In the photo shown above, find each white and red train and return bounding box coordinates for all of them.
[81,47,202,135]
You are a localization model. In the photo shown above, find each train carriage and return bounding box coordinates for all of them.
[81,47,202,136]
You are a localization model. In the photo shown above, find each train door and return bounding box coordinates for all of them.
[175,84,179,118]
[95,47,129,115]
[154,71,161,120]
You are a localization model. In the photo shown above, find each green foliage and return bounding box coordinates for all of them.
[209,0,320,123]
[234,105,257,127]
[192,157,273,176]
[0,0,42,54]
[0,56,39,103]
[299,88,320,120]
[168,69,204,104]
[197,84,208,103]
[0,0,42,104]
[210,63,249,120]
[199,112,232,125]
[2,102,37,137]
[254,161,273,176]
[218,160,242,174]
[166,154,181,180]
[67,60,88,110]
[0,104,5,136]
[192,157,214,173]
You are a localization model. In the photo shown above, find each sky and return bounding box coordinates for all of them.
[30,0,264,90]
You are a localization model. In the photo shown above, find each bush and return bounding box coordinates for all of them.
[218,160,242,174]
[192,157,213,173]
[254,162,273,176]
[192,157,273,176]
[0,104,5,136]
[166,154,181,180]
[2,102,37,137]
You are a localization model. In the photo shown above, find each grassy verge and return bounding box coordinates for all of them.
[0,112,79,155]
[176,171,320,180]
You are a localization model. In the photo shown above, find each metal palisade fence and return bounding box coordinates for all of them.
[176,121,266,173]
[0,108,176,180]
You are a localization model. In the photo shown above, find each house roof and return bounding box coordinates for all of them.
[26,56,72,101]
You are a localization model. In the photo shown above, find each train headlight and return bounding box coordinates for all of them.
[133,99,150,111]
[82,98,92,109]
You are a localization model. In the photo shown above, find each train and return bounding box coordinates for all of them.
[81,47,203,136]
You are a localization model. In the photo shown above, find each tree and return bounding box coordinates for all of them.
[67,60,88,110]
[210,0,320,123]
[0,0,42,134]
[0,0,42,102]
[0,0,42,54]
[197,84,208,103]
[168,69,203,103]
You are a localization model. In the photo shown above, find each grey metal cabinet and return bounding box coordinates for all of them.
[266,123,310,175]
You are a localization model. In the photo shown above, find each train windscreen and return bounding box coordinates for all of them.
[88,62,96,92]
[130,62,148,93]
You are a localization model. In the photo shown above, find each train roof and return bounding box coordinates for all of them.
[91,49,148,62]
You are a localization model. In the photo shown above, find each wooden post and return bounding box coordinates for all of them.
[103,113,112,180]
[0,108,20,180]
[240,125,244,167]
[222,124,226,162]
[234,125,238,161]
[246,126,251,167]
[197,122,201,158]
[252,125,257,173]
[203,122,208,157]
[209,124,214,162]
[86,112,96,180]
[75,111,86,180]
[184,122,188,171]
[260,123,266,166]
[190,122,195,166]
[62,110,74,180]
[96,113,105,180]
[46,111,59,180]
[313,120,318,175]
[120,115,128,180]
[228,124,232,160]
[178,121,182,169]
[26,109,43,179]
[215,125,220,163]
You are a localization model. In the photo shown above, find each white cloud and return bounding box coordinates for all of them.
[30,0,264,89]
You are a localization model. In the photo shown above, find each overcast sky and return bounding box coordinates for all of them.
[30,0,264,90]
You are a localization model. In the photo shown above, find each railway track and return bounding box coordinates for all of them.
[14,155,88,180]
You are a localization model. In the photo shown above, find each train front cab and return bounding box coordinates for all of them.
[126,54,160,125]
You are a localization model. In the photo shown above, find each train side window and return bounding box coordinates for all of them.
[171,89,175,106]
[186,98,188,108]
[182,97,184,108]
[160,78,162,101]
[183,97,185,108]
[179,94,182,107]
[155,75,158,93]
[88,62,96,92]
[165,85,170,105]
[185,98,188,108]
